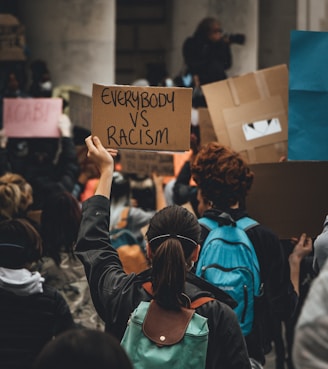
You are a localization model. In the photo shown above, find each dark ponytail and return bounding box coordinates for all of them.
[151,238,186,310]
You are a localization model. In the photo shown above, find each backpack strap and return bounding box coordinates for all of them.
[190,296,214,309]
[142,282,214,309]
[116,207,129,229]
[236,217,259,232]
[199,215,259,233]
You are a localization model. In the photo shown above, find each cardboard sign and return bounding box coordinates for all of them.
[3,98,63,137]
[119,150,174,176]
[92,84,192,151]
[288,30,328,160]
[0,14,26,61]
[197,108,218,145]
[202,65,288,163]
[246,161,328,239]
[69,91,92,130]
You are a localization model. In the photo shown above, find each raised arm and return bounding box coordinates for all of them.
[289,233,313,295]
[84,136,118,199]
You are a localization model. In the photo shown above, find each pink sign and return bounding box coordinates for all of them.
[3,98,63,137]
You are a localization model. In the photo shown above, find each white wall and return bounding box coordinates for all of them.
[18,0,116,95]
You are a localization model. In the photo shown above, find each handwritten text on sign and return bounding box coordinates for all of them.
[3,98,63,138]
[92,84,192,151]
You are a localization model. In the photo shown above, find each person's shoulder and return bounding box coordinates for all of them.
[186,272,237,310]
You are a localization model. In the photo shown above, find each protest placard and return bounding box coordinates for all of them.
[197,108,217,145]
[288,30,328,160]
[202,65,288,163]
[69,90,92,130]
[3,98,63,137]
[119,150,174,176]
[92,84,192,151]
[247,161,328,239]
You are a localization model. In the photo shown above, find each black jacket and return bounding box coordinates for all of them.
[200,208,298,364]
[183,36,232,85]
[75,195,251,369]
[0,285,74,369]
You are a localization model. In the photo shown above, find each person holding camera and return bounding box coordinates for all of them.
[182,17,245,107]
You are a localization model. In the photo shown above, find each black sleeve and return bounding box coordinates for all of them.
[183,37,205,76]
[52,289,76,335]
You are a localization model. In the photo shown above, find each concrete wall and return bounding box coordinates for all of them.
[169,0,258,79]
[17,0,116,95]
[258,0,297,69]
[297,0,328,30]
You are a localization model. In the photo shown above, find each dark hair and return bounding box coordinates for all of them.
[194,17,221,40]
[0,218,42,268]
[32,329,133,369]
[146,205,201,310]
[41,191,81,266]
[191,142,254,210]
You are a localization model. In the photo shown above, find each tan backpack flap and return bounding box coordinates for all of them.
[143,301,194,346]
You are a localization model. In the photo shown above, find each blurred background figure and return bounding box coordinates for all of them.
[0,217,74,369]
[33,329,133,369]
[182,16,245,107]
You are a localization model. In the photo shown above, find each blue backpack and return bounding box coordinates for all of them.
[121,283,213,369]
[196,213,261,336]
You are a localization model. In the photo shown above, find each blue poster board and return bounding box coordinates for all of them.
[288,30,328,160]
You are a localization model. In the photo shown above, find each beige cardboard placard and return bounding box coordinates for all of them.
[246,161,328,239]
[69,91,92,130]
[119,150,174,176]
[92,84,192,151]
[202,64,288,163]
[223,96,287,153]
[198,108,218,145]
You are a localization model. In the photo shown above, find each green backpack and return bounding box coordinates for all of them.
[121,296,211,369]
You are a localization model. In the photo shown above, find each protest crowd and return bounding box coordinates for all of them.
[0,11,327,369]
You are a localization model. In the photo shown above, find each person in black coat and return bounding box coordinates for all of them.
[191,141,313,366]
[183,17,232,107]
[75,135,252,369]
[0,217,74,369]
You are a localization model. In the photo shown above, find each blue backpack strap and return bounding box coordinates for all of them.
[236,217,259,232]
[199,215,259,232]
[198,217,218,231]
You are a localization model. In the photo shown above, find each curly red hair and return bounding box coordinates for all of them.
[191,142,254,209]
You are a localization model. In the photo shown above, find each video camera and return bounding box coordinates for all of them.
[224,33,246,45]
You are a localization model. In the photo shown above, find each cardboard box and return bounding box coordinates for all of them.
[69,90,92,130]
[202,65,288,163]
[0,14,26,61]
[197,107,218,145]
[246,161,328,239]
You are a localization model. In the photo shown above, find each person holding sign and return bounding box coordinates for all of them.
[75,135,252,369]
